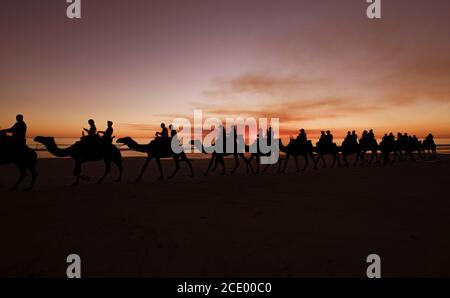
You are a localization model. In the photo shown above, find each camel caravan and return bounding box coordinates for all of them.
[0,115,438,190]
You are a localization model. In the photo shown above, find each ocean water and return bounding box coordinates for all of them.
[27,137,450,159]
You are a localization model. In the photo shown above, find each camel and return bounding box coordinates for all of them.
[340,141,362,167]
[268,139,314,173]
[117,137,193,180]
[422,139,437,159]
[379,140,395,166]
[34,136,123,185]
[190,140,250,175]
[0,133,38,190]
[359,139,379,164]
[313,142,340,169]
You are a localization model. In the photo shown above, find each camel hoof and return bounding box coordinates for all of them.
[190,175,194,178]
[10,187,18,191]
[158,176,164,180]
[96,181,103,185]
[168,175,174,179]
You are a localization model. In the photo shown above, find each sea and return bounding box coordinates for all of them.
[27,137,450,159]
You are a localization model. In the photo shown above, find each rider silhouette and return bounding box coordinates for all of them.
[98,121,113,144]
[156,123,169,139]
[169,124,177,138]
[83,119,97,136]
[318,131,326,145]
[1,114,27,147]
[325,130,334,145]
[297,129,307,144]
[368,129,375,140]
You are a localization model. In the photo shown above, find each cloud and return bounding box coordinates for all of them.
[204,73,327,97]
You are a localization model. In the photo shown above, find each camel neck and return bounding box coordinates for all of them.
[126,140,149,153]
[44,141,71,157]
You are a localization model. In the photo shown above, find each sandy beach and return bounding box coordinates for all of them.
[0,155,449,277]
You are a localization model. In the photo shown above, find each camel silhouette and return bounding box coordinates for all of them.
[191,140,250,175]
[34,136,123,185]
[117,137,194,180]
[359,138,379,164]
[0,132,37,190]
[267,139,314,173]
[340,141,362,167]
[313,142,340,169]
[422,138,437,159]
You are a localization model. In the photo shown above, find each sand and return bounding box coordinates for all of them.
[0,155,449,277]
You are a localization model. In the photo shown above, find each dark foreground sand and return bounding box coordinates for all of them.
[0,155,449,277]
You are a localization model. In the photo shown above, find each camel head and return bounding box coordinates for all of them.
[116,137,134,145]
[34,136,56,146]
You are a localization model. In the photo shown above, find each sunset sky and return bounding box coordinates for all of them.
[1,0,449,140]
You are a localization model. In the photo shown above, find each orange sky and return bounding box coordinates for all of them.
[1,0,449,141]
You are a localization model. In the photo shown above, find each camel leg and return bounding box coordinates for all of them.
[115,160,123,182]
[212,157,219,172]
[353,153,359,167]
[25,165,38,191]
[11,166,27,191]
[256,156,260,174]
[240,154,250,173]
[204,156,215,176]
[72,161,82,186]
[247,155,255,173]
[313,154,319,170]
[155,158,164,180]
[263,163,271,173]
[321,155,326,169]
[331,155,336,168]
[114,156,123,182]
[230,154,239,174]
[169,156,180,179]
[282,154,290,173]
[219,156,226,175]
[277,157,283,172]
[343,154,349,166]
[97,161,111,184]
[181,154,194,177]
[137,156,152,182]
[294,155,300,172]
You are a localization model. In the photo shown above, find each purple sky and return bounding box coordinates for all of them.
[1,0,449,139]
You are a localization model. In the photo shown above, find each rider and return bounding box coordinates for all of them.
[98,121,114,144]
[83,119,97,137]
[169,124,177,138]
[351,130,358,144]
[318,131,326,145]
[343,131,351,146]
[325,130,334,145]
[1,114,27,147]
[156,123,169,139]
[368,129,375,140]
[297,129,308,145]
